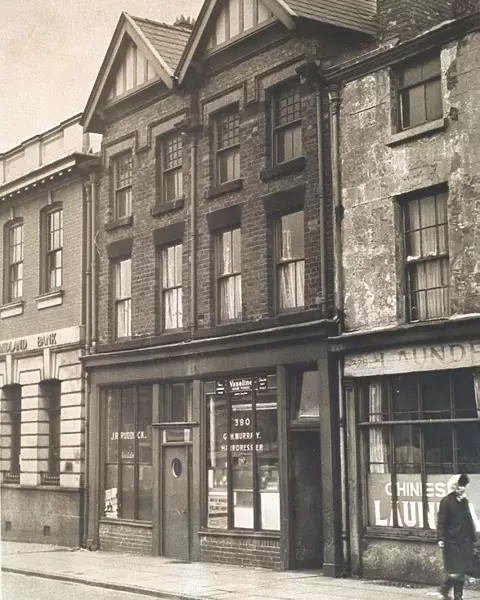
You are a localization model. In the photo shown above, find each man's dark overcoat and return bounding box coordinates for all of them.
[437,491,477,574]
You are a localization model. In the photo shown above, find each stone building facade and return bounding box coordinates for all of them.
[327,3,480,585]
[0,115,100,546]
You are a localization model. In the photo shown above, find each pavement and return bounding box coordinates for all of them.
[2,541,480,600]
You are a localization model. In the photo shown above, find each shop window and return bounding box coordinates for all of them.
[276,211,304,312]
[113,257,132,338]
[2,385,21,483]
[271,83,302,165]
[403,187,449,321]
[42,206,63,292]
[396,54,442,130]
[360,370,480,530]
[113,153,133,219]
[216,227,242,322]
[156,133,183,203]
[104,386,153,522]
[4,220,23,302]
[215,109,240,185]
[160,243,183,330]
[205,374,279,531]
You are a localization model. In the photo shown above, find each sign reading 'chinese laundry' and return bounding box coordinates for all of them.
[344,341,480,377]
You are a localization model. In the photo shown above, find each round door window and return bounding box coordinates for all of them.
[171,457,182,478]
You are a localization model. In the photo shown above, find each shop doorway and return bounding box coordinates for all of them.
[290,430,323,568]
[162,444,190,560]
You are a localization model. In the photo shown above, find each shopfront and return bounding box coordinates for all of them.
[341,337,480,584]
[85,322,342,571]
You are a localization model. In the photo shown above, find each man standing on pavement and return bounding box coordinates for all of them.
[438,473,477,600]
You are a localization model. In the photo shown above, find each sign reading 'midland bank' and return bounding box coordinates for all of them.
[0,326,82,357]
[344,340,480,377]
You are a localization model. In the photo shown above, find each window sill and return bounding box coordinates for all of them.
[104,215,133,231]
[206,178,243,199]
[260,156,306,181]
[99,518,152,528]
[0,300,24,319]
[36,289,64,310]
[199,529,281,539]
[151,197,185,217]
[386,118,447,147]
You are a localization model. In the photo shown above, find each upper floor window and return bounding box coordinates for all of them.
[4,221,23,302]
[272,84,302,165]
[160,243,183,330]
[276,211,304,311]
[114,257,132,338]
[404,188,449,322]
[113,153,133,219]
[157,133,183,203]
[44,208,63,292]
[217,228,242,322]
[208,0,272,48]
[215,110,240,185]
[397,55,442,130]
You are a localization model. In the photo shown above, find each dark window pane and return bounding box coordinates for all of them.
[171,384,186,422]
[207,395,228,529]
[120,388,135,463]
[453,371,479,418]
[457,423,480,473]
[138,465,153,521]
[407,85,426,128]
[422,372,451,419]
[294,370,318,419]
[424,424,453,474]
[394,425,421,473]
[426,79,442,121]
[106,390,120,462]
[392,374,419,420]
[138,386,152,463]
[121,465,135,520]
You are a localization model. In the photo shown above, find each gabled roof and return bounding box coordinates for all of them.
[81,12,190,132]
[176,0,377,83]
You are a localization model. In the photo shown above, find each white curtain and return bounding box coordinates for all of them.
[474,372,480,418]
[369,381,388,474]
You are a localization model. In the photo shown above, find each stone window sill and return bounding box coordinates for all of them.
[205,178,243,199]
[260,156,306,181]
[386,117,447,147]
[151,197,185,217]
[104,214,133,231]
[36,289,64,310]
[0,300,24,319]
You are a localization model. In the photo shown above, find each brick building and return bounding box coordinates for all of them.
[79,0,382,572]
[327,1,480,586]
[0,115,100,546]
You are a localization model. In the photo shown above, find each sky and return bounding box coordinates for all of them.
[0,0,204,153]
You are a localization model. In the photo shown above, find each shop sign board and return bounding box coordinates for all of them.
[344,340,480,378]
[369,473,480,531]
[0,326,82,356]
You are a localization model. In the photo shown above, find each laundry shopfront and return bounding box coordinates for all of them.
[334,328,480,585]
[83,320,343,572]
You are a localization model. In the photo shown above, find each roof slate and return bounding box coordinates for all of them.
[283,0,377,35]
[131,16,191,71]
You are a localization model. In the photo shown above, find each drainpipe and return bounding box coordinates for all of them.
[82,178,92,547]
[90,171,99,353]
[190,137,197,332]
[328,84,350,573]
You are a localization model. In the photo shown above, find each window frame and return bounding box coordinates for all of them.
[157,132,183,204]
[359,370,480,530]
[214,108,241,185]
[41,381,61,484]
[113,257,132,339]
[271,82,302,166]
[4,219,24,303]
[103,385,153,522]
[159,243,183,331]
[215,227,242,323]
[396,54,442,131]
[113,152,133,219]
[3,385,21,483]
[402,187,449,322]
[205,374,279,532]
[275,210,305,313]
[41,205,63,293]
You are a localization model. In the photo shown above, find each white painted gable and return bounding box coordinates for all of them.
[207,0,273,48]
[107,39,159,102]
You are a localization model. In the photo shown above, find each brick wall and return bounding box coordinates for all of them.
[0,177,85,340]
[95,28,343,348]
[339,33,480,332]
[99,521,152,554]
[200,533,282,569]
